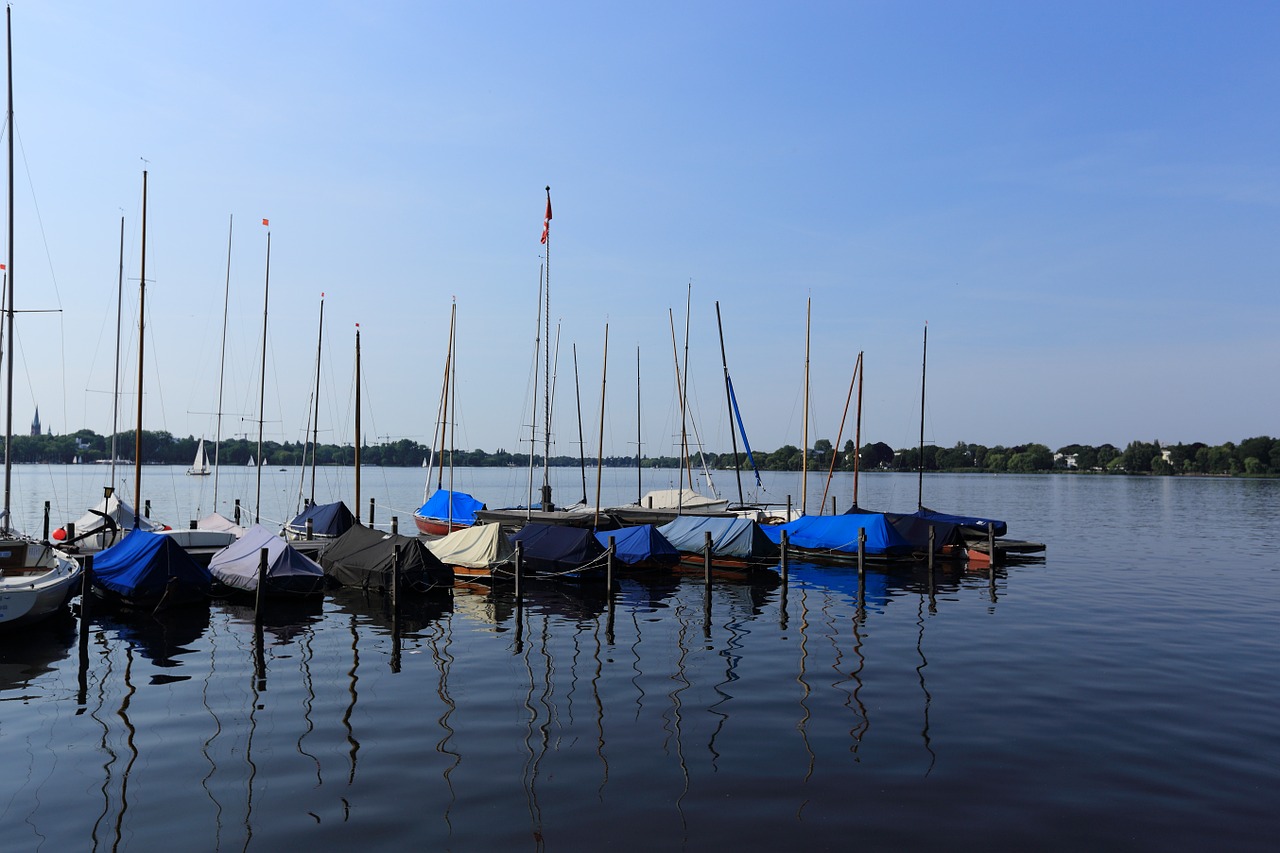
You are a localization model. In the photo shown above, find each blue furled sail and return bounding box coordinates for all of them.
[726,375,762,488]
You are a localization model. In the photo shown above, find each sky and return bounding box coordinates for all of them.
[4,0,1277,460]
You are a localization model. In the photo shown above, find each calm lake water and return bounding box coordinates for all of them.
[2,466,1277,850]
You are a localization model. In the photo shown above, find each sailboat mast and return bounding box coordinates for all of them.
[540,185,553,512]
[447,306,456,527]
[254,228,269,523]
[133,170,148,518]
[801,296,810,516]
[635,346,642,505]
[431,302,454,494]
[573,343,587,505]
[2,8,12,530]
[309,292,324,506]
[593,324,608,528]
[526,268,543,517]
[354,325,361,524]
[853,351,863,509]
[917,322,927,510]
[714,301,744,506]
[213,214,233,509]
[680,284,692,491]
[110,215,124,488]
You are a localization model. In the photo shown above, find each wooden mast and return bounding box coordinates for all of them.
[308,292,324,507]
[853,351,864,509]
[254,225,270,523]
[133,170,147,520]
[917,322,928,510]
[593,323,609,528]
[801,296,810,516]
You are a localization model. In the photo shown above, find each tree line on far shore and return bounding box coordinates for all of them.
[9,429,1279,478]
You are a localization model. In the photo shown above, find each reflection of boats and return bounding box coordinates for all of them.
[96,606,212,669]
[0,609,76,689]
[326,585,453,635]
[208,524,326,597]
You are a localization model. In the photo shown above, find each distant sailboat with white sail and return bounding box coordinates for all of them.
[187,438,211,476]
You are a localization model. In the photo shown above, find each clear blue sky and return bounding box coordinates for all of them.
[6,1,1277,458]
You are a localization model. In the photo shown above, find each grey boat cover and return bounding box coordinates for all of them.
[320,524,451,592]
[657,516,778,560]
[208,524,325,594]
[637,489,729,512]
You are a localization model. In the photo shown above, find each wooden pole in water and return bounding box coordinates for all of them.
[391,516,398,536]
[988,524,997,567]
[606,536,616,640]
[928,525,935,571]
[857,528,866,577]
[42,501,49,542]
[368,498,375,528]
[391,544,400,614]
[79,555,93,637]
[703,531,712,592]
[780,529,789,584]
[514,540,523,602]
[255,547,267,624]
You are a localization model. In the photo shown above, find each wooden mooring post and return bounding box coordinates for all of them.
[606,536,616,642]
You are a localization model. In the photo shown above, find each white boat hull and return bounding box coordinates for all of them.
[0,543,81,628]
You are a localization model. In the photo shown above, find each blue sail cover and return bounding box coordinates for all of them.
[416,489,486,525]
[286,501,356,538]
[914,506,1007,537]
[509,523,607,576]
[764,514,915,557]
[93,528,213,601]
[595,524,680,568]
[208,524,325,594]
[657,516,779,561]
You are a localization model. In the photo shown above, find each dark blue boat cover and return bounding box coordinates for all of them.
[286,501,355,538]
[657,516,779,560]
[595,524,680,568]
[416,489,486,525]
[509,523,606,576]
[914,506,1007,537]
[764,513,915,556]
[92,528,213,600]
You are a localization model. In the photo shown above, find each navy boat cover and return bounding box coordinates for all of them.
[286,500,356,538]
[93,528,213,601]
[509,523,606,576]
[594,524,680,568]
[913,506,1007,537]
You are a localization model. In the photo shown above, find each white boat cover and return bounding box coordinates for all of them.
[207,524,324,593]
[71,495,158,534]
[638,489,729,512]
[425,523,513,569]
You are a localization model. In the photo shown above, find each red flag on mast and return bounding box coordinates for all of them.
[540,188,552,245]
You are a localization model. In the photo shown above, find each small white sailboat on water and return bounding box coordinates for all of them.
[187,438,212,476]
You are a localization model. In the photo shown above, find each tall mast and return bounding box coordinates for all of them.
[539,185,553,512]
[109,216,124,488]
[667,308,686,510]
[853,351,864,509]
[593,324,608,528]
[680,283,692,491]
[354,324,361,523]
[133,170,148,519]
[917,322,927,510]
[430,302,454,494]
[715,301,744,506]
[309,292,324,506]
[254,226,269,523]
[2,7,12,530]
[801,296,810,516]
[525,268,543,517]
[635,346,641,505]
[213,214,233,509]
[572,343,587,506]
[447,306,455,526]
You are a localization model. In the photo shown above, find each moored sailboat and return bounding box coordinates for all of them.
[0,8,80,629]
[187,437,211,476]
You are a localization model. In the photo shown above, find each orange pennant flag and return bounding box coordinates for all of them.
[262,218,269,226]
